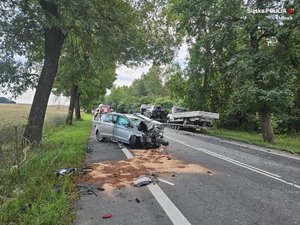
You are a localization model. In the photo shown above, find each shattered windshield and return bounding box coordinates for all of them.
[128,117,144,126]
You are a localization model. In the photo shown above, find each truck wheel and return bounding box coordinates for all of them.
[130,135,137,148]
[96,131,105,142]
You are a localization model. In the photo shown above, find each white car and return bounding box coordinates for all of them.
[95,113,168,148]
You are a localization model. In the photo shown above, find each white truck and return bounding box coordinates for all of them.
[166,106,219,130]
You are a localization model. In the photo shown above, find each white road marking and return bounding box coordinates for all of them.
[157,178,175,186]
[175,129,300,161]
[118,143,134,159]
[118,143,192,225]
[148,184,191,225]
[165,135,300,189]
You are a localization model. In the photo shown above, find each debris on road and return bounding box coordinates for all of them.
[102,213,112,219]
[81,167,93,173]
[87,189,98,196]
[54,168,77,176]
[97,187,105,191]
[132,176,153,187]
[135,198,141,203]
[83,146,211,191]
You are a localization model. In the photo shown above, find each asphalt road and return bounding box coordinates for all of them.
[75,127,300,225]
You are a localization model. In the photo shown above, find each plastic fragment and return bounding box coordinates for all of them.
[102,213,112,219]
[132,177,153,187]
[54,168,77,176]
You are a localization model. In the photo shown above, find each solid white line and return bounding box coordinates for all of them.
[157,178,175,186]
[165,136,280,177]
[118,144,192,225]
[148,184,191,225]
[165,135,300,189]
[173,129,300,161]
[118,143,134,159]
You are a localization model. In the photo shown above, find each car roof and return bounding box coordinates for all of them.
[125,114,142,120]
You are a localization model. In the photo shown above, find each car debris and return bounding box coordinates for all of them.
[81,167,93,173]
[97,187,105,191]
[132,176,158,187]
[54,168,77,176]
[87,189,98,196]
[102,213,112,219]
[135,198,141,203]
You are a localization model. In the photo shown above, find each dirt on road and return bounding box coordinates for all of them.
[82,147,211,191]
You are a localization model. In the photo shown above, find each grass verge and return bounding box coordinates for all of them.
[204,128,300,154]
[0,113,92,225]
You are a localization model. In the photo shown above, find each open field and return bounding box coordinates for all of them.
[0,103,70,177]
[0,103,69,128]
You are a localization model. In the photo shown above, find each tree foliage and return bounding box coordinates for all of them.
[0,0,177,143]
[167,0,300,141]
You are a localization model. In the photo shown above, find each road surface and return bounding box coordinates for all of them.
[75,128,300,225]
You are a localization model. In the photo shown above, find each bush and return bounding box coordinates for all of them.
[218,111,260,132]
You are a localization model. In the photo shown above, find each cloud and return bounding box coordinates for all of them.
[114,43,189,87]
[2,44,189,104]
[0,89,69,105]
[115,64,152,86]
[173,42,189,68]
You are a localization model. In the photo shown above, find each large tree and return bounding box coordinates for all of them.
[169,0,300,142]
[0,0,176,144]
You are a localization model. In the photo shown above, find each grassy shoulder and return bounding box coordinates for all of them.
[0,113,92,225]
[204,128,300,154]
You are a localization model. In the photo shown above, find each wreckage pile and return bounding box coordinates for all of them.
[82,147,210,191]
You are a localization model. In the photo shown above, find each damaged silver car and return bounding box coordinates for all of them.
[94,113,168,148]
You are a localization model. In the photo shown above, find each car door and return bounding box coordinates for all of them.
[98,114,115,138]
[113,116,132,143]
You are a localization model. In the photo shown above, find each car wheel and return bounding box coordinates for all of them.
[96,131,105,142]
[139,136,146,149]
[130,135,137,148]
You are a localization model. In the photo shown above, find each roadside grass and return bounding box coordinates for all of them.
[0,113,92,225]
[204,128,300,154]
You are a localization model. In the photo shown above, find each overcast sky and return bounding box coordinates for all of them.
[0,43,188,105]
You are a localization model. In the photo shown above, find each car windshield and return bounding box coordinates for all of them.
[129,117,143,126]
[128,116,144,126]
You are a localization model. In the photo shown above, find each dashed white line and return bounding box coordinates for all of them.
[118,143,192,225]
[148,184,191,225]
[165,135,300,189]
[118,143,134,159]
[157,178,175,186]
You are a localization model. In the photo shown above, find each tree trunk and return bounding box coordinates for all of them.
[66,84,77,125]
[199,70,209,110]
[23,1,65,145]
[258,106,275,143]
[75,88,81,120]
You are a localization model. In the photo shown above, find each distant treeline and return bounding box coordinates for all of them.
[0,97,16,104]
